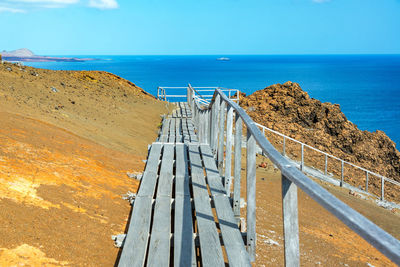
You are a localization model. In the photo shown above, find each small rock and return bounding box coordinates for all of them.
[240,198,247,208]
[6,67,12,71]
[51,87,58,93]
[122,191,136,205]
[264,238,279,246]
[259,162,267,168]
[127,172,142,180]
[111,234,126,248]
[60,82,65,86]
[29,70,38,76]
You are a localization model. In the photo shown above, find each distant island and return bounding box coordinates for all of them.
[0,48,97,62]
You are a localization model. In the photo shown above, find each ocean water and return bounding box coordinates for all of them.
[24,55,400,145]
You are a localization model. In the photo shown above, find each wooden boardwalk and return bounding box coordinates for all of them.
[118,102,250,267]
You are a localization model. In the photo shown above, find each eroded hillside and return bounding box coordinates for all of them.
[0,62,168,265]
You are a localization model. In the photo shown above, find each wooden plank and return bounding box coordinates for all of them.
[176,118,182,143]
[147,196,172,267]
[188,144,225,266]
[157,144,174,197]
[200,144,251,267]
[161,118,170,136]
[174,144,196,267]
[187,119,197,142]
[182,119,190,143]
[118,196,153,267]
[137,143,163,197]
[147,144,175,266]
[119,143,163,267]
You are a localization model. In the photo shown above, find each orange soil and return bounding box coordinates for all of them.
[0,112,144,265]
[251,154,400,266]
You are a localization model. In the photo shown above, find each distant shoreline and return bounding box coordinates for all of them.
[2,56,98,62]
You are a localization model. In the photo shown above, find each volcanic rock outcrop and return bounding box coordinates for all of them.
[240,81,400,202]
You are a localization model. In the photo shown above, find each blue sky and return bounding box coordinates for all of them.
[0,0,399,55]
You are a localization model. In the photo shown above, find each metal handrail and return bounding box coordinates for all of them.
[187,85,400,265]
[157,86,240,103]
[254,122,400,200]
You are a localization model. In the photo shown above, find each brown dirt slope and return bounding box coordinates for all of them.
[240,81,400,202]
[0,62,168,265]
[0,61,168,156]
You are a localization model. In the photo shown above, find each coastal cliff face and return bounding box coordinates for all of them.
[240,81,400,202]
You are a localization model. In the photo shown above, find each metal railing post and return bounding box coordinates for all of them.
[209,109,212,145]
[225,105,233,194]
[233,113,242,219]
[381,177,385,201]
[212,94,220,155]
[365,171,369,192]
[340,160,344,187]
[282,174,300,267]
[324,154,328,175]
[246,131,256,262]
[218,100,226,175]
[300,144,304,171]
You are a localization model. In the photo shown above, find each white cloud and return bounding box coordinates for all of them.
[0,0,119,12]
[88,0,118,9]
[8,0,79,3]
[0,6,25,12]
[313,0,331,3]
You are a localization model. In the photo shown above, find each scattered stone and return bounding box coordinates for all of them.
[248,106,255,112]
[142,160,147,163]
[366,263,375,267]
[122,191,136,205]
[126,172,142,180]
[60,82,65,86]
[51,87,58,93]
[29,70,38,76]
[111,234,126,248]
[264,238,279,246]
[6,67,12,71]
[240,197,246,208]
[259,162,267,168]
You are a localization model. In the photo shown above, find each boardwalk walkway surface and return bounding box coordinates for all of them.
[118,102,250,267]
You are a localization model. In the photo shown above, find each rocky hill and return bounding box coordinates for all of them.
[240,81,400,202]
[1,48,95,62]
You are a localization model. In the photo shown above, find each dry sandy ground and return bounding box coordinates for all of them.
[251,154,400,266]
[0,62,169,265]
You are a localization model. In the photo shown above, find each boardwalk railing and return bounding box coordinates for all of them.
[175,84,400,265]
[253,122,400,202]
[157,86,240,103]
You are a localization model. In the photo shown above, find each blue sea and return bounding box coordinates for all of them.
[24,55,400,145]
